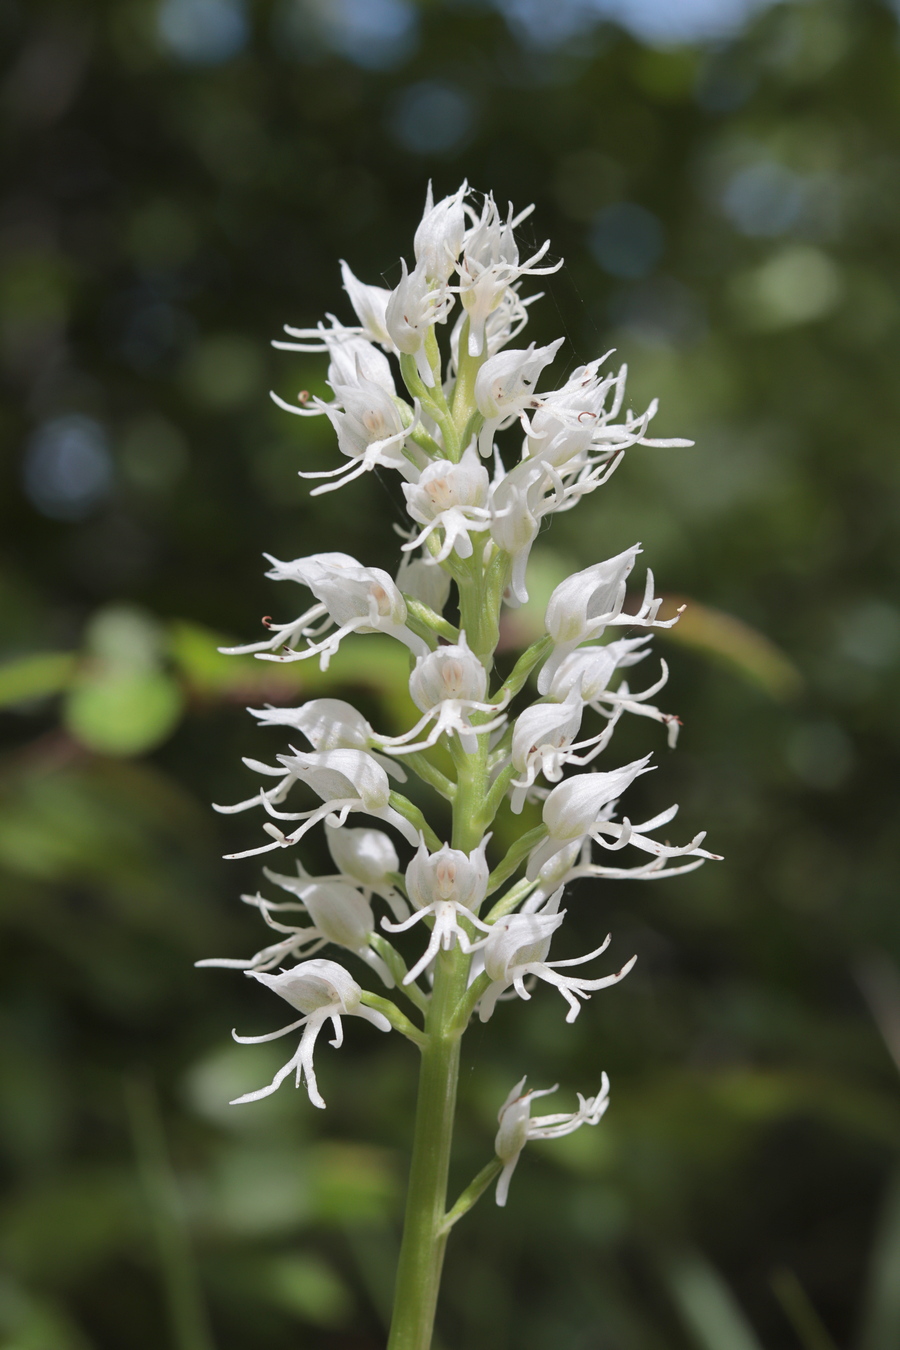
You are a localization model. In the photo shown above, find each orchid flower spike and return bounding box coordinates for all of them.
[230,960,390,1109]
[494,1074,611,1206]
[382,837,491,985]
[477,888,637,1024]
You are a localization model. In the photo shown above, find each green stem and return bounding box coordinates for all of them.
[403,596,460,644]
[360,991,429,1049]
[370,935,430,1014]
[484,874,540,924]
[494,634,553,704]
[389,793,444,852]
[486,824,548,896]
[386,948,468,1350]
[482,762,517,826]
[387,724,490,1350]
[401,751,457,802]
[439,1159,503,1235]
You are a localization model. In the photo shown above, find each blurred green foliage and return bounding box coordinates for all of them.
[2,0,900,1346]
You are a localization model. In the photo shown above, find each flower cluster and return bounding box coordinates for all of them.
[203,185,718,1205]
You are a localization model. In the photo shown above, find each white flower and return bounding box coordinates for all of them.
[449,283,536,365]
[521,828,716,912]
[381,633,506,755]
[456,194,562,356]
[543,546,638,646]
[385,258,454,387]
[487,457,547,606]
[247,697,406,782]
[271,320,395,396]
[382,838,491,984]
[538,545,681,694]
[477,888,636,1023]
[527,353,692,470]
[473,338,564,458]
[197,867,393,985]
[493,1074,610,1206]
[507,686,620,813]
[264,871,395,984]
[395,551,452,616]
[230,959,390,1109]
[547,639,681,748]
[546,636,652,702]
[220,552,428,670]
[302,377,419,495]
[414,180,468,285]
[217,747,420,859]
[525,755,719,880]
[401,443,492,562]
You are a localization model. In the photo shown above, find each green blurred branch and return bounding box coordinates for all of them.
[125,1075,215,1350]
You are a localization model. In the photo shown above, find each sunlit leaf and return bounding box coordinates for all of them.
[64,669,184,756]
[258,1254,353,1328]
[660,1248,765,1350]
[857,1170,900,1350]
[0,653,77,709]
[657,597,803,701]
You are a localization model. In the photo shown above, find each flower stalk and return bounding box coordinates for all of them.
[201,184,720,1349]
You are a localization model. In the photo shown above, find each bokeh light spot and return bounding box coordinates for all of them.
[588,202,664,279]
[720,161,807,237]
[387,81,474,156]
[730,245,842,329]
[157,0,248,64]
[23,415,113,521]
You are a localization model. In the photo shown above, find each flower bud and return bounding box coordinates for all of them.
[395,553,452,616]
[325,823,399,889]
[340,260,393,348]
[414,181,467,285]
[300,881,376,953]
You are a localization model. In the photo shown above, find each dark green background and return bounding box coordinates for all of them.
[2,1,899,1346]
